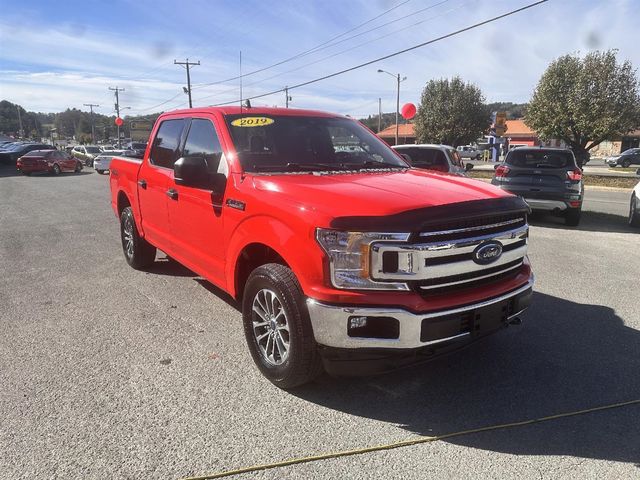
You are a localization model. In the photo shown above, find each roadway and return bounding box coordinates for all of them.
[1,165,638,479]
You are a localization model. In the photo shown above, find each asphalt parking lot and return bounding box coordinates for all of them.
[1,165,639,479]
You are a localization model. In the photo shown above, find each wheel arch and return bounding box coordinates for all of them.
[233,242,290,302]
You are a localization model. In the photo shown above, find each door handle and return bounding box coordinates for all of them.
[138,179,147,189]
[166,188,178,200]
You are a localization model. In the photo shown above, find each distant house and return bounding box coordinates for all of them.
[377,124,416,146]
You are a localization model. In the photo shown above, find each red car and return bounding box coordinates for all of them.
[17,150,83,175]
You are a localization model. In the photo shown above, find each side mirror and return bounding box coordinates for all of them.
[174,156,226,194]
[465,163,474,171]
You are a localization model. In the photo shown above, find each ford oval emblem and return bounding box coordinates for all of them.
[472,241,503,265]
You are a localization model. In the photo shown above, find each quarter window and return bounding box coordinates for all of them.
[182,119,223,172]
[149,119,186,168]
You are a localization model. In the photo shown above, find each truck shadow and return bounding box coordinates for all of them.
[293,292,640,465]
[529,210,636,234]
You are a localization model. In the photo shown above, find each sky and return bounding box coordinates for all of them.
[0,0,638,118]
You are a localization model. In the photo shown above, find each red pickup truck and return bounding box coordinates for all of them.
[109,107,533,388]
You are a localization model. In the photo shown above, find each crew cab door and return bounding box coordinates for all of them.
[167,116,227,286]
[138,118,187,251]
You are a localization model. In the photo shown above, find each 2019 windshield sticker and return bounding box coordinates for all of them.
[230,117,274,127]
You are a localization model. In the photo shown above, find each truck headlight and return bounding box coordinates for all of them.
[316,228,410,290]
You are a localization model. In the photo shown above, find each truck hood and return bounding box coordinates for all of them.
[251,169,512,220]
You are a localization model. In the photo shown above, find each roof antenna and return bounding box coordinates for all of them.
[239,50,243,114]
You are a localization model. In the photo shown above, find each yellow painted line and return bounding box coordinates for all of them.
[181,398,640,479]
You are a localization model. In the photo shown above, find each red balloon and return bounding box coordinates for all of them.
[401,103,416,120]
[114,117,124,127]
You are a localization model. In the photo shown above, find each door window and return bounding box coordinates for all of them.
[149,119,186,168]
[182,119,223,172]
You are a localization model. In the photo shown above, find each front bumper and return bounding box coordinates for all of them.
[307,277,533,351]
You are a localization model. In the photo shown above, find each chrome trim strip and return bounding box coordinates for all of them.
[419,260,523,290]
[524,199,567,211]
[419,217,525,237]
[307,276,534,349]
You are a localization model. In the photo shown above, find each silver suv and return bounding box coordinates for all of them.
[392,144,472,175]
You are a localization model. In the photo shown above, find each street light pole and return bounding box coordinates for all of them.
[377,69,406,145]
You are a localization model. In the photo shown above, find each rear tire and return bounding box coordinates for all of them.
[242,263,322,389]
[75,162,82,173]
[622,159,631,168]
[96,169,105,175]
[120,206,156,269]
[565,208,581,226]
[629,194,640,228]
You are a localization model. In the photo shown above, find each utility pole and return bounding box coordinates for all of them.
[83,103,100,144]
[16,105,24,138]
[377,69,406,145]
[174,58,200,108]
[378,97,382,133]
[109,87,125,148]
[285,86,292,108]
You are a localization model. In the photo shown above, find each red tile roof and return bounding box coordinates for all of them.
[505,119,535,137]
[377,123,415,138]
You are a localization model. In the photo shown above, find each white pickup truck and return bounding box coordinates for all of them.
[456,145,482,160]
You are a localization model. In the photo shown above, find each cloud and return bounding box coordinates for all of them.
[0,0,638,116]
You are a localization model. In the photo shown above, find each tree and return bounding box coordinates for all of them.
[526,50,640,159]
[414,77,490,147]
[486,102,528,119]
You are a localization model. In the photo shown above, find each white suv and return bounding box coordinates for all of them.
[630,180,640,228]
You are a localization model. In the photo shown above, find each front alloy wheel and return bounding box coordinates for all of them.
[242,263,322,388]
[251,289,290,365]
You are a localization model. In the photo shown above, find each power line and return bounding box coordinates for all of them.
[210,0,549,107]
[198,0,470,103]
[191,0,415,90]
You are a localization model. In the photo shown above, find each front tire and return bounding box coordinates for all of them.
[242,263,322,389]
[629,194,640,228]
[120,206,156,269]
[75,162,82,173]
[565,207,582,226]
[52,164,61,175]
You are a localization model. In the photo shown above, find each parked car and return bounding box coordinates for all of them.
[109,106,533,388]
[0,143,56,165]
[630,180,640,228]
[71,145,103,167]
[491,147,583,226]
[456,145,482,160]
[94,150,126,174]
[125,142,148,159]
[606,148,640,168]
[392,144,472,175]
[16,150,82,175]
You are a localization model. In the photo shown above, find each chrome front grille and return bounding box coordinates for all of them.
[370,215,528,292]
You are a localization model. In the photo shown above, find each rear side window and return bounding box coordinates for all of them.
[182,119,223,172]
[150,119,186,168]
[506,150,574,168]
[400,148,449,172]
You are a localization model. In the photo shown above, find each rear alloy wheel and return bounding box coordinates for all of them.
[52,164,61,175]
[565,207,582,226]
[242,263,322,389]
[629,194,640,228]
[119,206,156,269]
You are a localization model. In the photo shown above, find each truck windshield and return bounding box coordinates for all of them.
[225,114,408,173]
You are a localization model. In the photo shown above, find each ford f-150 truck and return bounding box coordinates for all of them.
[109,107,533,388]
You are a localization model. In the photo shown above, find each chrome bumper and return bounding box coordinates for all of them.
[307,278,534,350]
